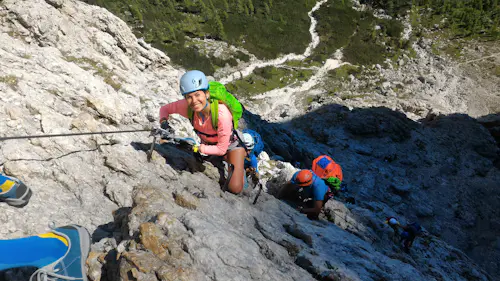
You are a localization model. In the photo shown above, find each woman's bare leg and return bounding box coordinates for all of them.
[226,147,246,194]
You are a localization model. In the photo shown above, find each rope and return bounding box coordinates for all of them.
[0,129,151,141]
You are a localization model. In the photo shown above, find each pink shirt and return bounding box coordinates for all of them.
[159,99,234,156]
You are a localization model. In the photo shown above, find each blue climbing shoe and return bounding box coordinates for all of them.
[0,175,32,208]
[30,225,91,281]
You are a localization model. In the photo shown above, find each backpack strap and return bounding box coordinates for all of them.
[211,100,218,130]
[187,107,194,123]
[232,129,250,156]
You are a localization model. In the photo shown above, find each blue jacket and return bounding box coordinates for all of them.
[244,152,259,173]
[290,170,329,201]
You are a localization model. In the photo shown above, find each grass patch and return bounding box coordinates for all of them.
[310,1,359,62]
[320,65,362,95]
[87,0,316,75]
[235,51,250,62]
[343,12,403,65]
[306,96,315,104]
[47,89,62,96]
[0,75,19,90]
[139,96,152,104]
[443,43,462,59]
[104,76,122,91]
[369,1,499,40]
[426,32,463,60]
[430,42,440,55]
[494,66,500,77]
[312,1,405,66]
[328,64,360,80]
[284,59,322,68]
[408,2,499,41]
[408,47,417,58]
[327,87,342,96]
[225,66,313,97]
[64,56,123,90]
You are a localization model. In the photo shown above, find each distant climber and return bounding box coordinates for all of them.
[384,217,401,241]
[242,129,264,185]
[159,70,246,194]
[0,174,32,208]
[311,155,343,197]
[278,169,331,220]
[400,221,423,253]
[0,224,90,281]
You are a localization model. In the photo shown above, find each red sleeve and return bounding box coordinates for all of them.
[159,99,189,122]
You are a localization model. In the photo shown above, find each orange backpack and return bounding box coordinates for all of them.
[312,155,343,181]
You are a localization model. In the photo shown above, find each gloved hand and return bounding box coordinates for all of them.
[245,167,256,174]
[160,119,170,130]
[192,145,202,162]
[251,170,259,183]
[159,119,172,139]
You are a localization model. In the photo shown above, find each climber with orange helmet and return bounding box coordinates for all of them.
[278,169,330,220]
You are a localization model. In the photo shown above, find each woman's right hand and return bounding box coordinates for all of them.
[160,119,170,130]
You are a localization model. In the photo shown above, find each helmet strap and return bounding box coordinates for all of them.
[201,99,209,111]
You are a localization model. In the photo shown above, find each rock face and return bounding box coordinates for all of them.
[246,105,500,280]
[0,0,179,236]
[0,1,498,281]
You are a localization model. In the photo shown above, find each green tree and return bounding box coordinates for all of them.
[387,0,395,15]
[247,0,254,15]
[208,0,218,16]
[198,0,210,21]
[167,22,177,41]
[222,0,229,11]
[477,0,484,11]
[264,3,271,19]
[129,5,143,22]
[214,14,226,39]
[237,0,245,14]
[220,10,229,20]
[443,0,452,13]
[166,0,176,12]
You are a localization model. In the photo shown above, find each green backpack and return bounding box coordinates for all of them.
[187,81,243,130]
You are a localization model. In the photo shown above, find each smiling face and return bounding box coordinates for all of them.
[185,90,209,112]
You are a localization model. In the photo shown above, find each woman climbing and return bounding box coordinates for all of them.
[159,70,246,194]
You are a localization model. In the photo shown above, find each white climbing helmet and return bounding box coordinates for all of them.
[243,133,255,150]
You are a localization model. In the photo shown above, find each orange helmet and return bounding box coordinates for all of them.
[295,170,313,186]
